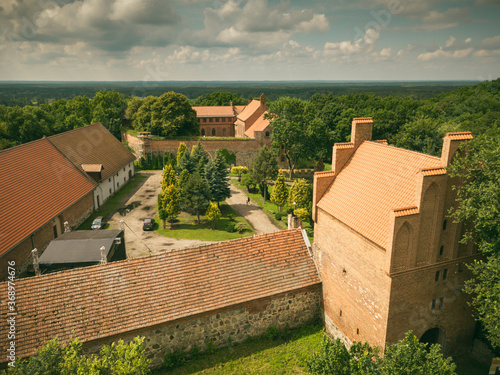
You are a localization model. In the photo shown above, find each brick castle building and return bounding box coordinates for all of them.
[312,117,477,353]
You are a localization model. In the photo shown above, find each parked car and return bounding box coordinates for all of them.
[91,216,103,230]
[143,218,155,231]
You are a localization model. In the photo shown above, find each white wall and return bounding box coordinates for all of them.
[94,162,135,209]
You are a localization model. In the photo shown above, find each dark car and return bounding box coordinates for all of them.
[143,218,155,231]
[91,216,103,230]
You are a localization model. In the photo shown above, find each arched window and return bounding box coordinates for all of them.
[212,128,216,136]
[222,128,226,136]
[201,129,205,136]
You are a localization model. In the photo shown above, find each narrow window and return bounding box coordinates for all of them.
[443,220,447,230]
[356,328,359,334]
[431,299,436,310]
[340,310,342,317]
[443,269,448,281]
[201,129,205,136]
[212,128,216,136]
[435,271,440,282]
[223,128,226,136]
[439,297,444,310]
[439,246,444,256]
[265,131,270,137]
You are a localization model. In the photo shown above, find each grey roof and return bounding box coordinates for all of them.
[39,230,123,264]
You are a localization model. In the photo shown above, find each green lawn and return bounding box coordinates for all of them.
[154,202,254,241]
[152,323,323,375]
[77,174,148,230]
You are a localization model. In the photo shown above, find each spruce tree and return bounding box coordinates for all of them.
[190,141,209,176]
[181,172,211,222]
[176,142,187,166]
[179,149,195,173]
[204,150,231,206]
[270,169,288,211]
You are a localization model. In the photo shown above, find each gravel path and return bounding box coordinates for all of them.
[108,172,282,258]
[108,171,212,258]
[226,182,282,235]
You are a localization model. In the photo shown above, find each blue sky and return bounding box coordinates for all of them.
[1,0,499,81]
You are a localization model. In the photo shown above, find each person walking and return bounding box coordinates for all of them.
[247,197,250,205]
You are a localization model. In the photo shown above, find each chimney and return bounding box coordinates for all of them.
[441,132,473,167]
[100,246,107,265]
[260,93,267,108]
[351,117,373,146]
[32,248,41,276]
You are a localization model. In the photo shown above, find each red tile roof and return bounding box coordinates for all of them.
[193,106,237,117]
[244,112,271,138]
[317,141,443,249]
[47,123,135,182]
[237,99,264,122]
[0,230,320,359]
[0,139,96,256]
[446,131,473,140]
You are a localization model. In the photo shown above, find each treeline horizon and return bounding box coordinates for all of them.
[0,80,479,107]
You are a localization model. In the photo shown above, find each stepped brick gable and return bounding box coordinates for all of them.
[312,117,477,353]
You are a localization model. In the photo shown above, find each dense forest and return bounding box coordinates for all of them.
[0,81,477,106]
[0,79,498,157]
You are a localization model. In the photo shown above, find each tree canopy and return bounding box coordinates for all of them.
[249,146,278,201]
[204,150,231,205]
[448,133,500,349]
[191,91,248,106]
[126,92,199,137]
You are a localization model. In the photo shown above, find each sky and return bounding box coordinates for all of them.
[0,0,499,81]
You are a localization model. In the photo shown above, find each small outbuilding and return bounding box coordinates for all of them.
[38,229,126,273]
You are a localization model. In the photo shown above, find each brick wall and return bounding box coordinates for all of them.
[123,133,264,166]
[386,259,477,353]
[313,209,391,349]
[83,285,321,368]
[0,192,94,280]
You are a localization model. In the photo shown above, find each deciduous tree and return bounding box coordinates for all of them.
[448,134,500,349]
[249,146,278,202]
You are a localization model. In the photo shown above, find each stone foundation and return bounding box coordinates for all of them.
[84,285,321,368]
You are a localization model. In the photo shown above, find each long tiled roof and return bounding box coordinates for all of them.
[193,106,237,117]
[317,141,443,249]
[47,123,135,181]
[237,99,263,122]
[244,112,270,138]
[0,139,96,256]
[0,230,320,359]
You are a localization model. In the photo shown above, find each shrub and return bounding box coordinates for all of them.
[164,348,186,370]
[227,213,235,221]
[274,212,282,221]
[225,222,237,232]
[206,339,216,355]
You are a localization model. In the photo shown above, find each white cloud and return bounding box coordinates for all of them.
[445,36,456,48]
[418,47,473,61]
[323,28,380,59]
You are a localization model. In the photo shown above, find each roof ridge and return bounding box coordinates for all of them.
[365,140,442,162]
[46,122,102,139]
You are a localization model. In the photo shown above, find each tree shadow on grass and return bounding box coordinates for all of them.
[151,322,323,375]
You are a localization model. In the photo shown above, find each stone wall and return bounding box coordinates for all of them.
[84,285,321,369]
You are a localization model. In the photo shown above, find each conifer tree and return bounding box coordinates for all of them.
[179,149,195,173]
[161,164,177,198]
[204,150,231,206]
[270,169,288,211]
[161,184,180,228]
[288,178,312,213]
[205,201,221,230]
[190,141,209,176]
[176,142,187,166]
[181,172,211,222]
[178,169,190,189]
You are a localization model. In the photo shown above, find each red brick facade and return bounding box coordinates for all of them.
[313,118,477,353]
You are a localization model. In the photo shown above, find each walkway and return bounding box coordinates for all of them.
[226,182,282,235]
